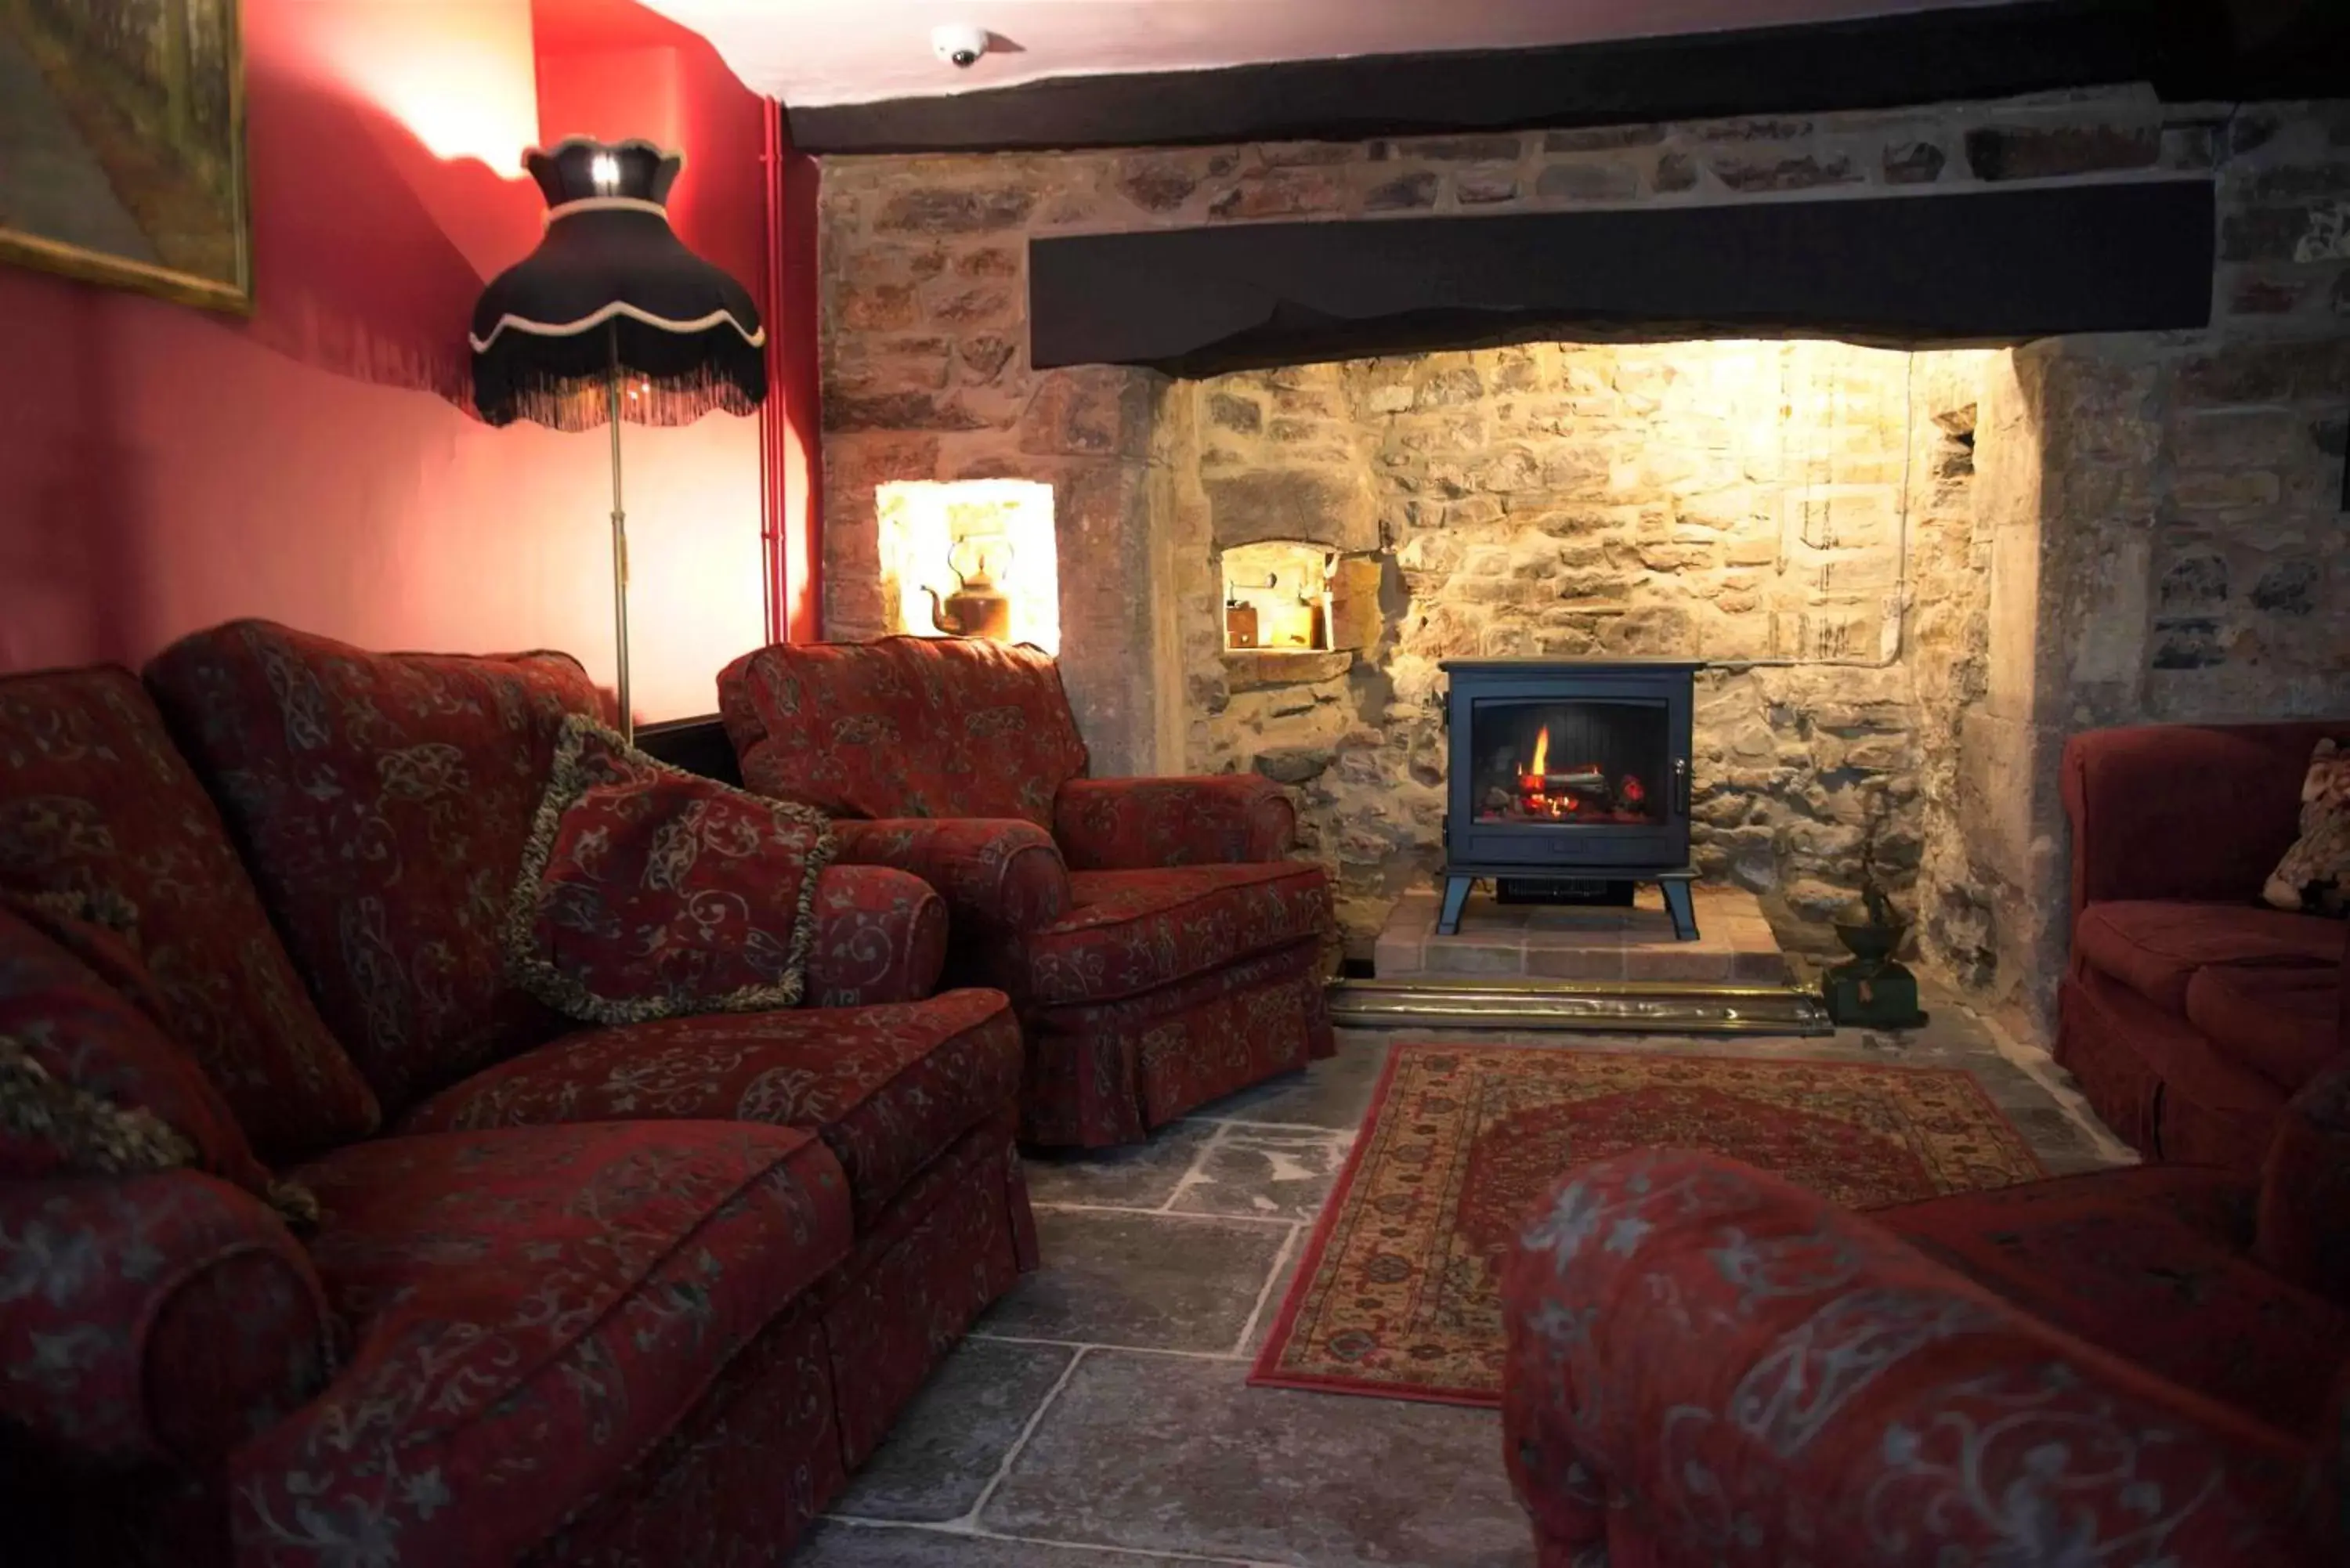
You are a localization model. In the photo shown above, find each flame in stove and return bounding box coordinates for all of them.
[1529,726,1549,778]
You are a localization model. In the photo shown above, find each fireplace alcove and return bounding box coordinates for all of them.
[818,96,2350,1028]
[1014,183,2219,972]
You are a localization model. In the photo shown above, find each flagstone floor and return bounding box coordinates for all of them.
[790,989,2129,1568]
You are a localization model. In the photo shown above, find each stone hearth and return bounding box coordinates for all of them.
[1373,885,1790,985]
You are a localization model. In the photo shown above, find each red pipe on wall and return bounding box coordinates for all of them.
[761,103,822,643]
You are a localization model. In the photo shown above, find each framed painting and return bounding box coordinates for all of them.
[0,0,250,311]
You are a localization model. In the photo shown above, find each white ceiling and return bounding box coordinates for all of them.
[641,0,2026,110]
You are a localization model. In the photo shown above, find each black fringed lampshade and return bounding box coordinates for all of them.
[470,138,766,430]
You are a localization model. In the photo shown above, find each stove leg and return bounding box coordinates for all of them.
[1437,874,1474,936]
[1659,876,1699,942]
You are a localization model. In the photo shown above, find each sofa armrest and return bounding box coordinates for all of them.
[2063,722,2342,912]
[1054,775,1296,870]
[2257,1057,2350,1310]
[0,1172,335,1471]
[832,818,1070,938]
[1503,1151,2313,1566]
[804,864,949,1006]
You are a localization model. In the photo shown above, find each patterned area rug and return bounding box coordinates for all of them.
[1249,1043,2046,1406]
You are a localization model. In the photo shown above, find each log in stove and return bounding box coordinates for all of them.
[1438,657,1702,940]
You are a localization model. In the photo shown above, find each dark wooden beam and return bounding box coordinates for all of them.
[1029,182,2217,374]
[786,0,2286,157]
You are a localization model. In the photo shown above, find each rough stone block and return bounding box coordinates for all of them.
[1117,157,1198,212]
[1654,152,1700,193]
[2250,558,2320,614]
[2151,616,2226,669]
[927,284,1014,326]
[1206,468,1379,551]
[1209,170,1347,220]
[825,391,991,432]
[1709,154,1858,192]
[1882,140,1948,183]
[956,247,1020,277]
[1543,125,1668,153]
[1223,649,1353,690]
[1962,123,2157,181]
[1455,170,1522,205]
[877,186,1037,233]
[1365,172,1441,211]
[837,281,920,331]
[2175,340,2350,404]
[960,334,1016,381]
[2222,201,2350,265]
[1401,135,1524,161]
[2170,469,2281,511]
[1535,162,1640,201]
[1019,368,1158,458]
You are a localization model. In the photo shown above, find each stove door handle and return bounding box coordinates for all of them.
[1672,756,1690,814]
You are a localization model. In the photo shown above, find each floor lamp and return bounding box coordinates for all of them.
[468,137,768,742]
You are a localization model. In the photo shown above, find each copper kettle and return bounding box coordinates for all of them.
[923,537,1014,641]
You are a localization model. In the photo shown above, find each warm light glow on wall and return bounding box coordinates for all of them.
[878,480,1060,653]
[307,0,540,169]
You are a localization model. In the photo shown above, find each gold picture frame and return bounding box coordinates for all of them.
[0,0,251,313]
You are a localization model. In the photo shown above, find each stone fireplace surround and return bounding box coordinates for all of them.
[816,87,2350,1034]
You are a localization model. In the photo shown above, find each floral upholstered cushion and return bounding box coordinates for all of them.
[143,620,603,1115]
[719,635,1089,826]
[400,987,1021,1224]
[507,715,837,1025]
[0,1173,336,1470]
[2266,739,2350,916]
[0,904,274,1197]
[1010,863,1333,1007]
[1502,1150,2330,1567]
[238,1122,853,1568]
[0,666,378,1157]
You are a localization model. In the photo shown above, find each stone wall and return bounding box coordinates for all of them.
[815,88,2350,1026]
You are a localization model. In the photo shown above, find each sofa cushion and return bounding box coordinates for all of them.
[2186,963,2343,1093]
[2258,1066,2350,1312]
[2265,738,2350,916]
[237,1121,852,1568]
[396,988,1021,1226]
[0,1173,335,1472]
[2073,898,2342,1013]
[1012,863,1332,1008]
[1879,1165,2350,1441]
[507,714,837,1025]
[144,620,602,1116]
[2061,966,2287,1172]
[719,636,1088,827]
[0,667,378,1158]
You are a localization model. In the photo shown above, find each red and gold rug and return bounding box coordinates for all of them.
[1249,1043,2046,1407]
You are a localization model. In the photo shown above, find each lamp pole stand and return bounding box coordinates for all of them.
[605,323,632,743]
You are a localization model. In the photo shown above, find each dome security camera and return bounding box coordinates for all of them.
[931,23,989,68]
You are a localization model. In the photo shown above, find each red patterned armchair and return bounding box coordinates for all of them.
[2059,721,2349,1171]
[0,622,1038,1567]
[1501,1069,2350,1566]
[718,635,1336,1147]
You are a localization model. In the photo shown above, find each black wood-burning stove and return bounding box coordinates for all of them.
[1439,658,1702,939]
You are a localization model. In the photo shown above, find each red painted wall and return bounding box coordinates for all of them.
[0,0,783,720]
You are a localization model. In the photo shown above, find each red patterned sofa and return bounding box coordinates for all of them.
[2060,721,2349,1170]
[718,635,1335,1147]
[1500,1065,2350,1566]
[0,620,1036,1567]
